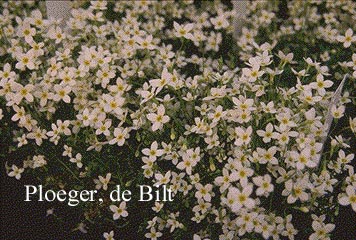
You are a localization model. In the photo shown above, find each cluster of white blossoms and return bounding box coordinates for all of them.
[1,1,355,240]
[236,1,356,80]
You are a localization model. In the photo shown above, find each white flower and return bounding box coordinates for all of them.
[145,228,162,240]
[103,230,115,240]
[32,155,47,168]
[152,202,164,213]
[27,127,47,146]
[309,74,333,96]
[8,164,24,180]
[177,148,200,175]
[275,127,299,146]
[193,198,211,214]
[154,171,171,186]
[90,0,107,10]
[63,145,73,158]
[0,108,3,120]
[226,185,255,212]
[204,134,220,149]
[142,141,164,161]
[176,157,195,175]
[253,174,274,196]
[234,126,252,146]
[137,35,155,50]
[173,21,194,40]
[15,51,36,70]
[96,65,115,88]
[12,83,34,104]
[33,86,54,107]
[261,101,277,114]
[166,213,184,232]
[142,156,155,171]
[17,134,28,147]
[147,105,170,131]
[94,173,111,191]
[208,105,226,123]
[109,127,130,146]
[276,112,297,131]
[283,179,309,204]
[0,63,16,84]
[47,58,62,77]
[110,201,128,220]
[206,32,222,52]
[339,185,356,212]
[57,120,71,135]
[149,68,172,93]
[17,22,36,43]
[337,150,354,165]
[256,123,277,143]
[278,51,295,64]
[46,120,71,144]
[11,105,26,122]
[210,15,229,30]
[76,108,91,127]
[48,26,65,44]
[70,153,83,168]
[290,148,317,170]
[337,28,356,48]
[138,84,156,105]
[304,108,322,129]
[46,124,60,143]
[309,220,335,240]
[195,183,213,202]
[283,222,298,239]
[29,41,44,57]
[331,135,350,149]
[331,105,345,119]
[242,59,264,82]
[234,161,254,186]
[96,120,112,136]
[214,168,238,192]
[53,84,71,103]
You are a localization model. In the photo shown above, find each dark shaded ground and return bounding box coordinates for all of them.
[0,166,91,240]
